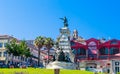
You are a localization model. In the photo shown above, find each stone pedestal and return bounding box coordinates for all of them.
[46,61,76,74]
[46,61,76,69]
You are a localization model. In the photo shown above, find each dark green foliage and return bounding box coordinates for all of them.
[6,39,31,57]
[6,39,19,56]
[19,40,31,57]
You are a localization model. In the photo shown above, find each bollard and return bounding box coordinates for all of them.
[54,69,60,74]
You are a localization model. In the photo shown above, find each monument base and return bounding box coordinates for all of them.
[46,61,76,69]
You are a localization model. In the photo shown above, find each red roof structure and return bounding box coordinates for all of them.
[71,38,120,61]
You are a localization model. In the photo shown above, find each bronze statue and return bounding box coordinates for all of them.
[60,16,68,27]
[56,48,65,61]
[53,48,71,62]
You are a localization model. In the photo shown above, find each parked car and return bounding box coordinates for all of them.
[0,63,8,68]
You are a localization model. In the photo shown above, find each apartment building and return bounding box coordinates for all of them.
[0,35,14,64]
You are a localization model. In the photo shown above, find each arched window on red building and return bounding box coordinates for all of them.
[99,47,109,59]
[77,48,86,55]
[99,47,109,55]
[110,47,119,55]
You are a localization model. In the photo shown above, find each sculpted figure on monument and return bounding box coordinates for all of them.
[64,52,71,62]
[56,48,65,61]
[60,16,68,27]
[53,48,71,62]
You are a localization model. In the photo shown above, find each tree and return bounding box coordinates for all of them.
[6,39,31,65]
[44,37,54,63]
[24,49,31,58]
[19,40,31,62]
[6,38,19,64]
[34,36,45,66]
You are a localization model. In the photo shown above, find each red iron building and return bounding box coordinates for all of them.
[70,30,120,72]
[71,38,120,61]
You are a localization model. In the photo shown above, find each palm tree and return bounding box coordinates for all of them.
[34,36,45,66]
[44,37,54,63]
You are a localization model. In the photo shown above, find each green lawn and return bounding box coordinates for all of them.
[0,68,94,74]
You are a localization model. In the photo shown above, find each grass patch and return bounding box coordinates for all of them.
[0,68,94,74]
[60,69,93,74]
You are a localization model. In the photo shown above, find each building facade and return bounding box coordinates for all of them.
[71,30,120,73]
[0,35,14,65]
[23,40,54,67]
[111,60,120,74]
[0,36,52,67]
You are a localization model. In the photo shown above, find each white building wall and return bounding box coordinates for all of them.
[111,60,120,74]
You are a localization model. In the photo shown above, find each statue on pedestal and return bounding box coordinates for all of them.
[46,17,76,70]
[60,17,68,27]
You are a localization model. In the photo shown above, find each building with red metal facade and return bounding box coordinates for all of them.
[71,38,120,61]
[70,30,120,73]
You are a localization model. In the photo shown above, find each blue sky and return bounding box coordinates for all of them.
[0,0,120,40]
